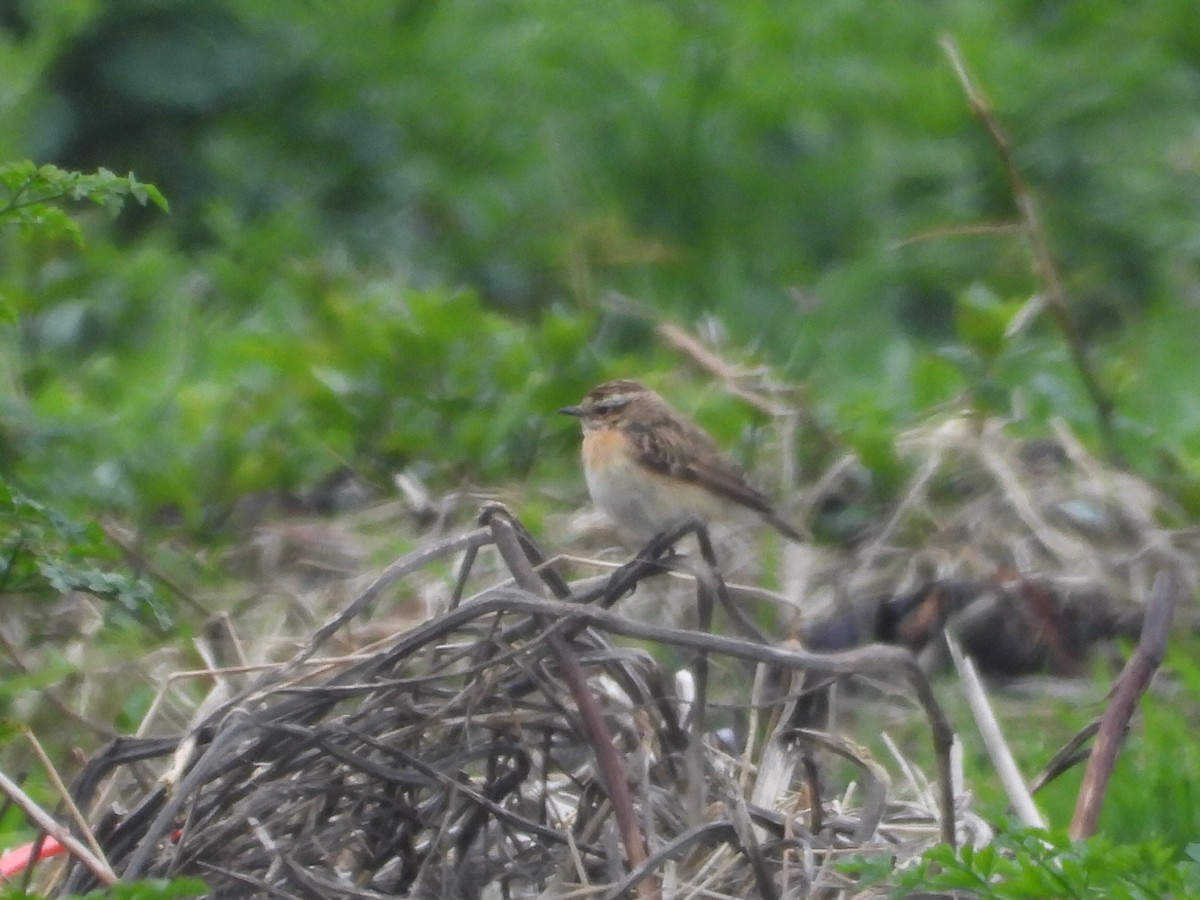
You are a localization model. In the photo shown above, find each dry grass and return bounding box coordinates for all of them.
[5,410,1196,899]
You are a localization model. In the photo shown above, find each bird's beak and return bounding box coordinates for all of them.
[558,405,583,417]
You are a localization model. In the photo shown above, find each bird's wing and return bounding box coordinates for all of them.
[625,413,775,516]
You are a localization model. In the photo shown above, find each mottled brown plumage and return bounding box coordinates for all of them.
[560,379,805,542]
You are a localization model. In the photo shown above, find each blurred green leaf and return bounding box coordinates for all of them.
[0,485,169,628]
[955,283,1012,361]
[0,162,167,246]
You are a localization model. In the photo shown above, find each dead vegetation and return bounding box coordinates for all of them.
[790,414,1195,678]
[7,285,1197,900]
[37,508,967,899]
[3,315,1196,897]
[0,400,1191,899]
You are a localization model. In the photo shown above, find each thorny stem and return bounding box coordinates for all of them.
[940,36,1120,462]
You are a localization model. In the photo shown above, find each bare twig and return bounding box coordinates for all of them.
[801,753,823,835]
[0,767,116,886]
[656,322,787,416]
[277,526,494,674]
[729,788,779,900]
[889,221,1025,249]
[21,729,112,870]
[1071,571,1177,838]
[790,730,890,843]
[940,35,1118,460]
[604,821,745,900]
[463,589,957,846]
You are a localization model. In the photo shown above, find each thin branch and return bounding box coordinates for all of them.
[604,821,742,900]
[656,322,786,415]
[467,588,958,846]
[280,526,494,673]
[940,35,1119,460]
[21,729,112,869]
[889,221,1024,249]
[0,767,116,886]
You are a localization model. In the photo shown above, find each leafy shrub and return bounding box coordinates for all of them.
[891,828,1200,899]
[0,161,169,621]
[4,1,1199,522]
[6,213,612,529]
[0,485,164,625]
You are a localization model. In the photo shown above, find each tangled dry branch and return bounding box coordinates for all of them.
[41,509,978,899]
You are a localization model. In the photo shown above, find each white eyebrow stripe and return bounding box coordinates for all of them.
[596,391,640,409]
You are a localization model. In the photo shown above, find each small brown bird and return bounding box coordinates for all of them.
[560,379,804,542]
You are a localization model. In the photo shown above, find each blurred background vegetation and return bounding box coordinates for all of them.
[3,0,1200,883]
[3,0,1199,536]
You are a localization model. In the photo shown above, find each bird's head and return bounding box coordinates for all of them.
[559,379,655,430]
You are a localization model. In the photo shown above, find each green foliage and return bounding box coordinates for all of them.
[20,1,1200,324]
[0,161,167,243]
[0,158,170,625]
[0,878,206,900]
[0,483,167,627]
[934,284,1090,421]
[4,216,607,529]
[0,161,167,321]
[877,828,1200,899]
[0,0,1195,519]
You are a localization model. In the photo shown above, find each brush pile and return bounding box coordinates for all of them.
[53,508,973,899]
[32,410,1194,898]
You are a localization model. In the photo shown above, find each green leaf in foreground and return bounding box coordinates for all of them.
[862,827,1200,899]
[0,483,170,628]
[1,877,206,900]
[0,161,168,244]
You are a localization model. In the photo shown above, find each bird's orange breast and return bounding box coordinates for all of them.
[581,427,631,471]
